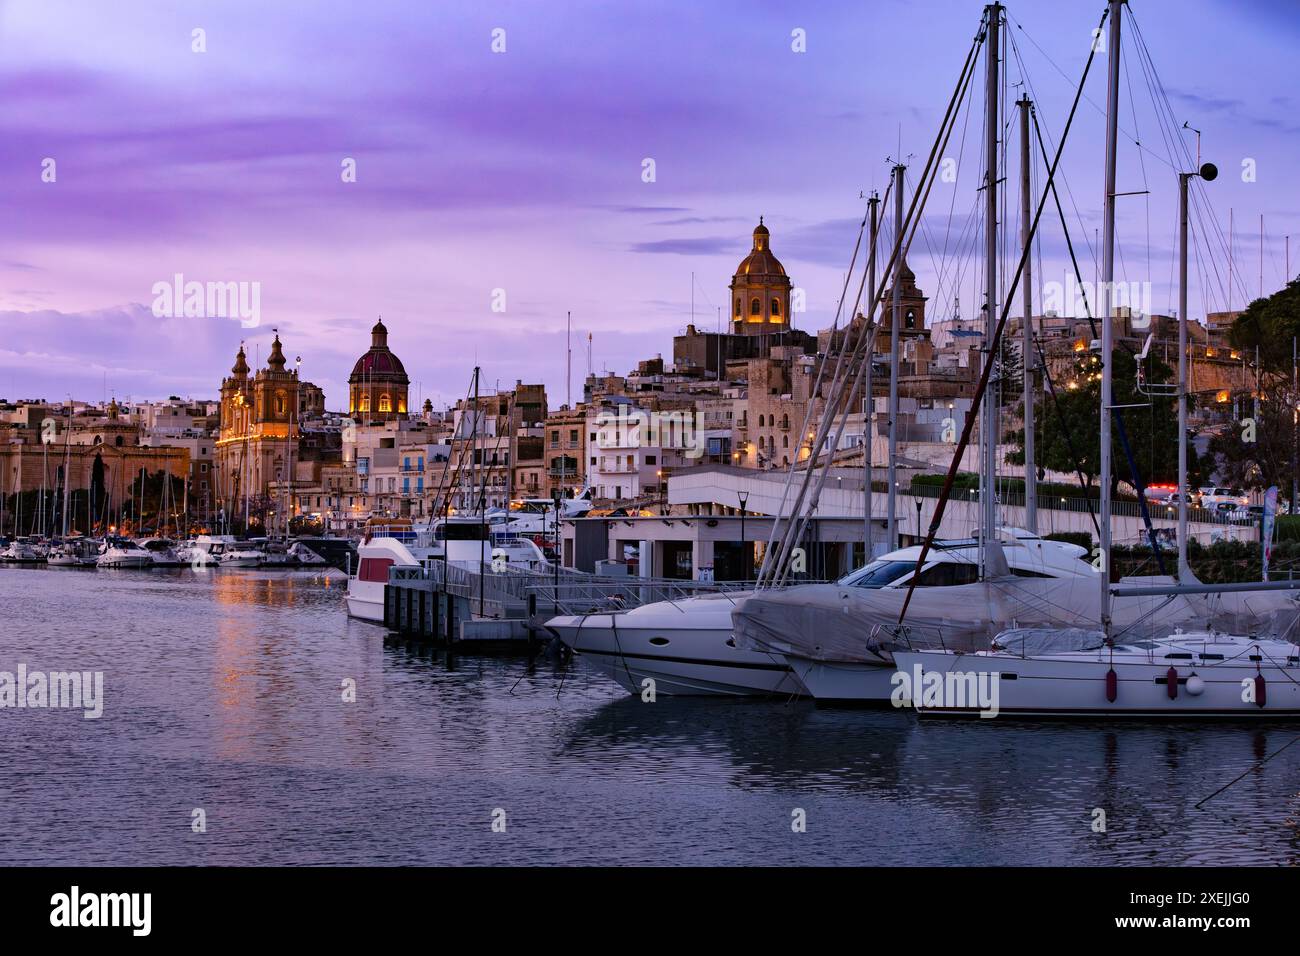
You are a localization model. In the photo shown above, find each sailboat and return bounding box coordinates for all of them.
[891,0,1300,717]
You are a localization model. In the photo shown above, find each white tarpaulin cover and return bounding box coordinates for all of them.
[732,572,1300,664]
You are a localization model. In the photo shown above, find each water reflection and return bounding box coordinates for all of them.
[1,566,1297,865]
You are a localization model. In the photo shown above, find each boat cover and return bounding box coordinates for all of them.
[732,572,1300,664]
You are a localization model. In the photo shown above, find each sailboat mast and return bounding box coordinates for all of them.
[865,191,879,557]
[1018,94,1037,532]
[1099,0,1124,632]
[887,164,904,549]
[981,2,1001,567]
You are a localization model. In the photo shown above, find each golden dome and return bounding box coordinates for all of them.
[735,217,786,278]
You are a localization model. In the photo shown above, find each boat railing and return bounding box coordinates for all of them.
[391,560,775,615]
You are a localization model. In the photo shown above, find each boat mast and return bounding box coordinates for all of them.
[888,163,904,550]
[981,2,1001,570]
[1099,0,1123,633]
[865,191,879,558]
[1018,94,1037,532]
[1178,161,1217,579]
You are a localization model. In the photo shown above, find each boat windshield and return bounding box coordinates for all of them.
[839,560,917,588]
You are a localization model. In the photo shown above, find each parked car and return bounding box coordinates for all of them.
[1198,486,1249,510]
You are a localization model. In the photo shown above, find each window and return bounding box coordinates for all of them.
[645,455,657,465]
[771,298,781,316]
[758,414,766,427]
[379,394,392,413]
[843,560,916,588]
[569,429,578,443]
[912,562,980,587]
[360,394,370,412]
[751,298,761,315]
[734,298,742,316]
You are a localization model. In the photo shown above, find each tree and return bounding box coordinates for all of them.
[1207,391,1294,493]
[1003,346,1201,495]
[1228,276,1300,375]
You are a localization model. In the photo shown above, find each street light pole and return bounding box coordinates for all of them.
[737,490,750,580]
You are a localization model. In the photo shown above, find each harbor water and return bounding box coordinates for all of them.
[0,566,1296,866]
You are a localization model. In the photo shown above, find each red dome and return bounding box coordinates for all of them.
[350,349,408,380]
[348,318,409,384]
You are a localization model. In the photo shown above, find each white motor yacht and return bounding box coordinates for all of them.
[97,538,154,569]
[46,538,101,567]
[345,517,549,623]
[549,528,1096,698]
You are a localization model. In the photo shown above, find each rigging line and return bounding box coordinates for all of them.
[898,4,1110,627]
[766,18,986,586]
[1129,10,1250,308]
[1195,731,1300,810]
[1008,11,1175,173]
[754,190,877,574]
[757,186,880,578]
[1008,27,1099,280]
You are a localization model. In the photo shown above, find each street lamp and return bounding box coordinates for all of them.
[737,490,749,580]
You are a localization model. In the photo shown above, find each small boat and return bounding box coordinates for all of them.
[1,537,45,563]
[287,541,329,567]
[893,627,1300,718]
[137,538,185,567]
[97,538,154,569]
[46,538,101,567]
[219,545,265,568]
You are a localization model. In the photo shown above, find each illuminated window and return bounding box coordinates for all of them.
[379,394,392,413]
[360,394,371,412]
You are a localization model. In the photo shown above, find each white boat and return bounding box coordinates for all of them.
[46,539,101,567]
[137,537,185,567]
[287,541,329,566]
[97,539,154,569]
[549,528,1096,698]
[0,537,43,563]
[345,517,549,623]
[548,591,804,697]
[893,627,1300,717]
[219,545,266,568]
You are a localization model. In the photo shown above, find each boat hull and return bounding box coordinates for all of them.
[781,657,901,706]
[892,650,1300,717]
[550,614,802,697]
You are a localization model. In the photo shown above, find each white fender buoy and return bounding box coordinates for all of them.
[1185,673,1205,696]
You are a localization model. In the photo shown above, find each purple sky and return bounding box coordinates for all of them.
[2,0,1297,411]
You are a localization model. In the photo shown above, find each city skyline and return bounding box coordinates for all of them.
[3,0,1298,410]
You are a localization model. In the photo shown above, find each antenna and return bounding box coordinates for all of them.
[566,311,572,409]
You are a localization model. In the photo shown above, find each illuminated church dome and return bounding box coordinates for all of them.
[730,218,792,335]
[348,318,410,421]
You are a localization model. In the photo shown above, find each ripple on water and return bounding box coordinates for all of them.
[0,566,1297,865]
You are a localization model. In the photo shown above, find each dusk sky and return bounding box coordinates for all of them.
[2,0,1297,411]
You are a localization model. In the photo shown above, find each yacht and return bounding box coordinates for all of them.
[287,541,330,567]
[47,538,102,567]
[346,516,549,623]
[219,543,266,568]
[137,538,185,567]
[97,538,154,569]
[0,537,44,563]
[547,528,1095,698]
[893,627,1300,717]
